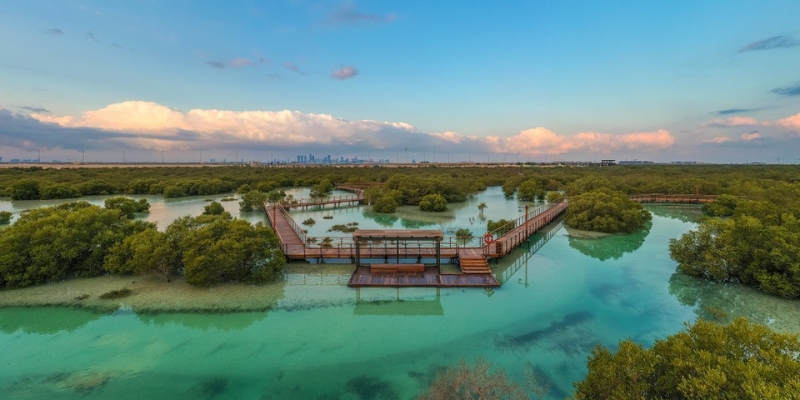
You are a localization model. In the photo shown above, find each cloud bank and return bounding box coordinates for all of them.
[5,101,679,159]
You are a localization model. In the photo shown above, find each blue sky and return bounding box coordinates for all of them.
[1,0,799,163]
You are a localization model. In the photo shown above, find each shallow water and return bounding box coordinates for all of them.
[1,190,798,399]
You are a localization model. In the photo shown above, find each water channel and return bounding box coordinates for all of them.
[1,187,798,399]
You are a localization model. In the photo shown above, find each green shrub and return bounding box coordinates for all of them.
[419,194,447,212]
[372,196,398,213]
[0,211,11,225]
[455,228,472,238]
[565,188,651,233]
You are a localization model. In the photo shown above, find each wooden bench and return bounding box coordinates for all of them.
[370,263,425,274]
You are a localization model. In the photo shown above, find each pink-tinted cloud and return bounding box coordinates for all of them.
[28,101,676,156]
[495,128,675,155]
[776,113,800,131]
[702,136,732,144]
[331,66,359,80]
[702,116,759,128]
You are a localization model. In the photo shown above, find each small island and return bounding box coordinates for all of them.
[565,188,652,234]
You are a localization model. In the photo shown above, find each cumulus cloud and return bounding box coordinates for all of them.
[702,116,759,128]
[739,35,799,52]
[776,113,800,131]
[328,3,396,25]
[331,66,359,80]
[771,83,800,96]
[43,28,63,35]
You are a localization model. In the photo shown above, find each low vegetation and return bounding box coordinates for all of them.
[328,222,359,233]
[670,183,800,298]
[455,228,472,239]
[0,202,285,288]
[202,201,226,216]
[565,189,651,233]
[239,190,266,211]
[572,318,800,399]
[0,211,11,225]
[104,196,150,219]
[418,193,447,212]
[301,218,316,225]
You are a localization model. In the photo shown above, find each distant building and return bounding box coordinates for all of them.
[600,159,616,166]
[619,160,654,165]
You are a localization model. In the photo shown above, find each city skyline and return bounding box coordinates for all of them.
[2,1,800,163]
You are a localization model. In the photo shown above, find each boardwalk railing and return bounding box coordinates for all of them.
[486,204,552,239]
[266,204,310,245]
[275,193,363,209]
[486,201,568,258]
[283,236,465,260]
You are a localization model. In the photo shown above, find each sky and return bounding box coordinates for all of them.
[1,0,799,164]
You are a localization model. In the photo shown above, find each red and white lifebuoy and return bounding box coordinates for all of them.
[483,232,495,244]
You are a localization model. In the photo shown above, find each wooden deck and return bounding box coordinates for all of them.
[348,266,499,287]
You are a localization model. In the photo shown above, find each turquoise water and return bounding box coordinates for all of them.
[1,190,799,399]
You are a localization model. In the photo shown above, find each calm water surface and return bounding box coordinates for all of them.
[1,188,798,399]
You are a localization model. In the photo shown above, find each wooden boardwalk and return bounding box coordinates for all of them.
[275,187,364,209]
[629,194,719,204]
[485,202,569,258]
[267,192,713,288]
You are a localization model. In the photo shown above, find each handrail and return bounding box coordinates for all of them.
[278,193,363,208]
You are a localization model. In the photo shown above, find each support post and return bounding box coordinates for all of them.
[435,237,441,269]
[355,239,361,268]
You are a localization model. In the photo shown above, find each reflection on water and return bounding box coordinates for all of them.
[138,311,269,332]
[0,307,103,334]
[567,222,651,261]
[668,272,800,332]
[647,204,704,223]
[354,289,444,316]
